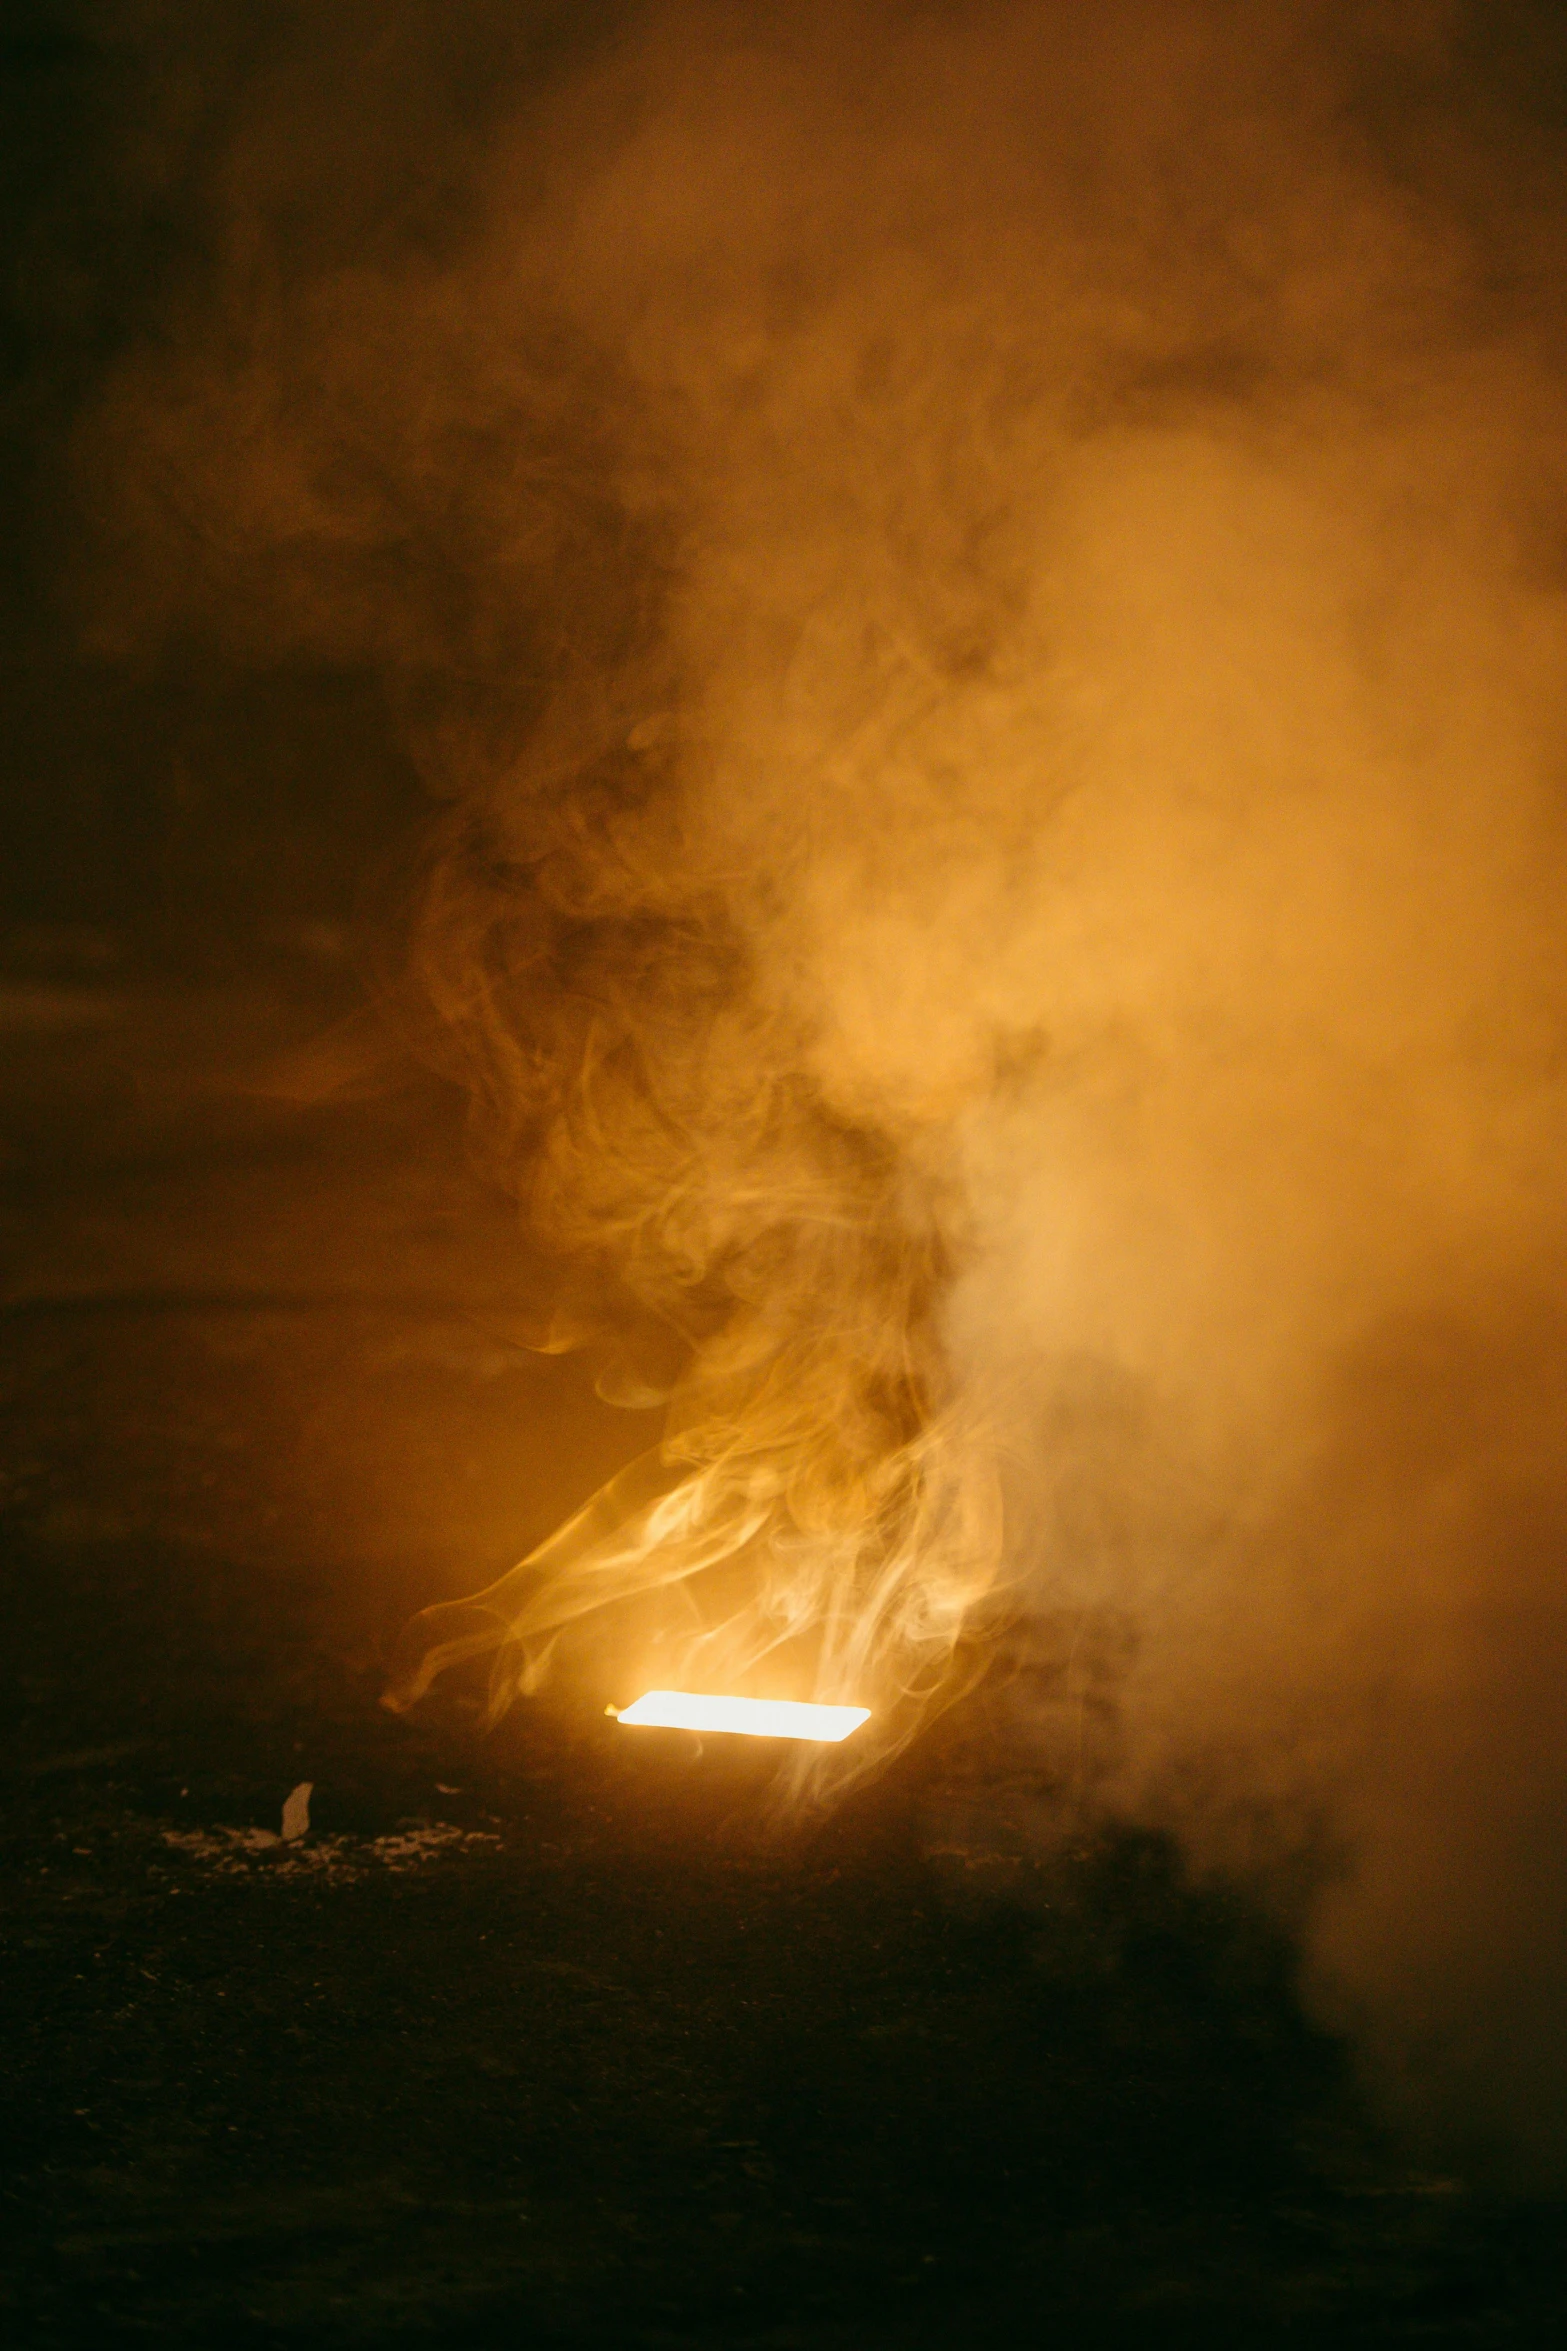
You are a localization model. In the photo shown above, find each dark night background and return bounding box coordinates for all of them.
[1,2,440,974]
[5,6,1567,2345]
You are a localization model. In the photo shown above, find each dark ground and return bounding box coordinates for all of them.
[4,962,1567,2349]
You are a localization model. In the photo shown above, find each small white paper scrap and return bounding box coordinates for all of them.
[280,1781,313,1842]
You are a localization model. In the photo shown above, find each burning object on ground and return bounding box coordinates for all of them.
[612,1692,870,1742]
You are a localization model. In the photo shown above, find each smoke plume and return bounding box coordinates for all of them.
[74,1,1567,2180]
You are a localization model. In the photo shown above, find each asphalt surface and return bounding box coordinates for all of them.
[4,968,1566,2347]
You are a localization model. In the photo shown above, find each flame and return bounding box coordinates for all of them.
[384,1373,1005,1802]
[379,802,1012,1804]
[615,1692,870,1741]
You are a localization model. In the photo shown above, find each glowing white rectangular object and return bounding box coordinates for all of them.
[616,1691,871,1742]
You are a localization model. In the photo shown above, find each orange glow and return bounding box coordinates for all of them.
[614,1691,871,1742]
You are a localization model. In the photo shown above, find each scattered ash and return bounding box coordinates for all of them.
[159,1820,502,1880]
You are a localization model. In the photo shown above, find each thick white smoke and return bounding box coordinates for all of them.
[77,1,1567,2179]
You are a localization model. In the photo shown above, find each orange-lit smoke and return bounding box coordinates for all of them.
[77,2,1567,2179]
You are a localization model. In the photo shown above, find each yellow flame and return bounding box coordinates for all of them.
[385,747,1011,1804]
[615,1690,870,1741]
